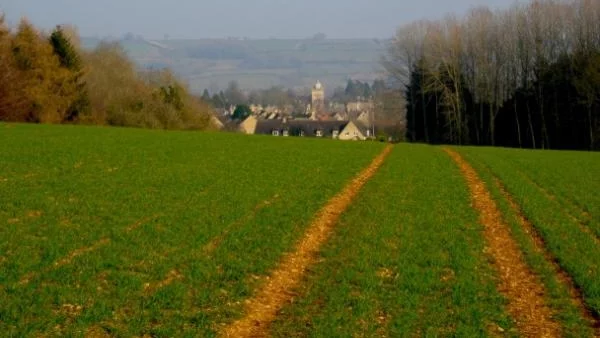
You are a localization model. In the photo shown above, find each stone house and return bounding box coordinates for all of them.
[240,116,369,140]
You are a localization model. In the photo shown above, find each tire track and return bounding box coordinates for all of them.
[444,148,561,338]
[17,215,160,286]
[493,177,600,336]
[203,193,281,255]
[91,192,284,334]
[510,167,599,243]
[221,145,393,338]
[140,193,281,295]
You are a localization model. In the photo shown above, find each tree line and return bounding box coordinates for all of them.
[0,16,213,130]
[331,79,387,103]
[202,82,298,108]
[385,0,600,150]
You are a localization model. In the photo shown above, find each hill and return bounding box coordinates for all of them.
[81,37,387,93]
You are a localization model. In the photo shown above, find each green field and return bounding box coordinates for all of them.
[1,124,599,337]
[459,148,600,321]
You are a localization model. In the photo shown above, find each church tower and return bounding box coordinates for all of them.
[311,80,325,120]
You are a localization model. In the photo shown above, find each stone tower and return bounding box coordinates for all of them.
[311,80,325,120]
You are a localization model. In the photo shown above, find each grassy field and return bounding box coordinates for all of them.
[0,123,384,336]
[459,148,600,320]
[270,145,515,336]
[1,123,599,337]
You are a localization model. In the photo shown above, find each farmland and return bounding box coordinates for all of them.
[0,123,384,336]
[1,123,600,337]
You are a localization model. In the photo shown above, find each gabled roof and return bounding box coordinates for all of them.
[350,120,371,136]
[254,120,349,137]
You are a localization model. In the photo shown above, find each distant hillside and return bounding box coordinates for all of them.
[81,37,387,93]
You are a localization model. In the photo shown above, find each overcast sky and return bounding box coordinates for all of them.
[2,0,517,39]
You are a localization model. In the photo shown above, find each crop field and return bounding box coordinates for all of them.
[271,145,515,336]
[458,148,600,332]
[0,123,383,336]
[1,123,600,337]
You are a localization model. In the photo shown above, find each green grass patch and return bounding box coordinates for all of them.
[271,144,516,337]
[458,147,600,319]
[0,123,384,336]
[459,148,594,337]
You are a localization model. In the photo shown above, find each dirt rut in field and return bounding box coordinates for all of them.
[17,216,157,286]
[514,170,599,244]
[141,195,282,296]
[493,177,600,335]
[203,193,281,255]
[444,148,561,338]
[221,145,393,338]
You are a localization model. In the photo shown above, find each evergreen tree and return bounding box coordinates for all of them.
[201,89,211,103]
[232,104,252,120]
[49,25,89,121]
[49,26,81,71]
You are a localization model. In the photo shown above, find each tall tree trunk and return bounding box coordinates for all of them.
[514,99,523,148]
[527,100,536,149]
[476,102,483,144]
[410,84,417,142]
[421,74,429,143]
[589,105,594,150]
[537,83,549,149]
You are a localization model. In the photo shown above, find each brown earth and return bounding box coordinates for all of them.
[444,148,561,338]
[220,145,393,338]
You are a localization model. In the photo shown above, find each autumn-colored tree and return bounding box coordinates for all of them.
[0,15,27,121]
[82,42,143,125]
[0,13,212,131]
[83,42,210,129]
[11,19,71,123]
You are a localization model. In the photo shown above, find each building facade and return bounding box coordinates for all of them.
[311,81,325,120]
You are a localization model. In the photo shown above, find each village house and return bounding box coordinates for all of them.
[346,101,375,113]
[239,116,370,140]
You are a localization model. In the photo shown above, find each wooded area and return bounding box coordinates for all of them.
[385,0,600,150]
[0,16,212,130]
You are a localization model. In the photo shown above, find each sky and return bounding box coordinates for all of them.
[2,0,517,39]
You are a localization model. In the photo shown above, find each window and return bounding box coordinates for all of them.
[282,130,289,137]
[316,130,323,137]
[272,130,279,136]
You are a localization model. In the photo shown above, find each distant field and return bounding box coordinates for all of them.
[81,38,386,92]
[1,124,599,337]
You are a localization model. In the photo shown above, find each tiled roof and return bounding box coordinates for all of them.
[254,120,349,137]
